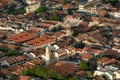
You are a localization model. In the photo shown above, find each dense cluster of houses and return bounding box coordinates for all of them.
[0,0,120,80]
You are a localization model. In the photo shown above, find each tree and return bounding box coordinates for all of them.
[7,8,26,15]
[49,16,60,20]
[6,49,19,56]
[47,70,57,79]
[62,0,67,5]
[34,7,46,14]
[69,76,80,80]
[51,26,63,32]
[87,71,93,78]
[74,41,85,48]
[21,66,66,79]
[57,74,66,80]
[0,46,8,52]
[104,0,117,5]
[78,62,88,70]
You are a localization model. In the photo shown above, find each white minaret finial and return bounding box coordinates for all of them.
[45,46,50,65]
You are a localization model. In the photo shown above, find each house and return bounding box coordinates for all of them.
[55,49,68,60]
[23,0,41,13]
[0,68,11,79]
[46,61,78,76]
[80,53,92,61]
[78,5,85,11]
[112,46,120,53]
[63,4,71,10]
[76,48,83,54]
[53,31,66,40]
[63,15,82,27]
[114,37,120,46]
[7,32,36,44]
[76,70,86,77]
[114,70,120,80]
[25,34,55,49]
[97,58,117,66]
[65,46,76,55]
[38,20,62,30]
[82,47,102,55]
[94,65,119,80]
[13,76,30,80]
[103,49,118,57]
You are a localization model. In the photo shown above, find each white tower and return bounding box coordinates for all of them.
[45,46,50,65]
[41,46,51,65]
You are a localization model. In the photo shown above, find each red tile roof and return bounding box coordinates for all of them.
[97,58,116,65]
[26,27,41,33]
[25,35,55,48]
[0,68,10,76]
[7,32,36,44]
[38,23,52,28]
[76,70,86,76]
[43,20,59,25]
[103,50,118,55]
[81,54,92,60]
[46,61,78,76]
[63,4,71,9]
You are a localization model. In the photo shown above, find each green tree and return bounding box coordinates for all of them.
[49,16,60,20]
[57,74,66,80]
[87,71,93,78]
[69,76,79,80]
[78,62,88,70]
[7,8,26,15]
[51,26,63,32]
[34,6,45,14]
[74,41,85,48]
[0,46,8,52]
[6,49,19,56]
[47,70,57,79]
[62,0,67,5]
[104,0,117,5]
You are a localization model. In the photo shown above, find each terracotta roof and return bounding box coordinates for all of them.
[99,10,107,16]
[7,32,36,44]
[103,50,118,55]
[46,61,78,76]
[76,48,83,52]
[26,35,55,48]
[26,27,41,33]
[54,31,66,37]
[57,49,67,57]
[117,70,120,74]
[15,76,30,80]
[8,65,21,73]
[0,68,10,76]
[81,54,92,60]
[43,20,59,25]
[76,70,86,76]
[97,58,116,65]
[63,4,71,9]
[38,23,52,28]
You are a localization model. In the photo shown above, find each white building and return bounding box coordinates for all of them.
[24,0,41,13]
[114,11,120,20]
[94,65,119,80]
[88,0,93,2]
[109,10,120,20]
[41,46,50,65]
[79,5,85,11]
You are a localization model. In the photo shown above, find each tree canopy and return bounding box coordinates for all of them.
[21,66,66,80]
[78,62,88,70]
[34,7,46,14]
